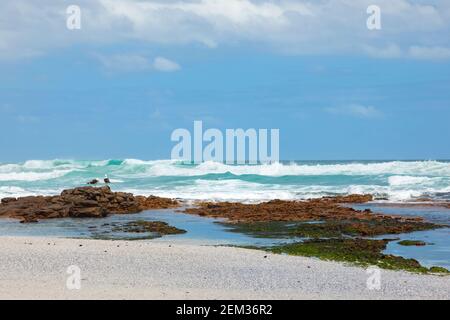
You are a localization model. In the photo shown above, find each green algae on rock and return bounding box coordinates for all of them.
[267,239,449,274]
[220,218,440,239]
[397,240,430,247]
[112,220,187,235]
[429,266,450,273]
[224,219,447,274]
[397,240,430,246]
[88,220,186,241]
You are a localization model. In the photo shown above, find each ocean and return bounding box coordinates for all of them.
[1,159,450,203]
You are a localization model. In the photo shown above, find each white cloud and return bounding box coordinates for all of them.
[408,46,450,61]
[364,44,450,61]
[153,57,181,72]
[95,53,152,72]
[94,53,180,72]
[326,105,382,118]
[364,44,403,59]
[1,0,450,61]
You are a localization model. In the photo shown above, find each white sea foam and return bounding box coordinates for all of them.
[0,159,83,177]
[0,186,58,199]
[0,159,450,202]
[2,159,450,178]
[0,170,72,181]
[0,186,29,197]
[119,160,450,177]
[118,180,387,203]
[109,178,124,183]
[22,160,59,169]
[122,159,159,165]
[388,175,440,186]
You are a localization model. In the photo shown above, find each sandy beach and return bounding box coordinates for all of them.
[0,236,448,300]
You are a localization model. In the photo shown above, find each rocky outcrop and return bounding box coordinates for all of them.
[318,194,373,203]
[183,195,426,224]
[135,195,181,209]
[0,186,179,223]
[183,195,441,237]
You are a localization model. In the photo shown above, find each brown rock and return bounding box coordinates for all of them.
[182,194,425,224]
[1,197,17,204]
[0,186,180,222]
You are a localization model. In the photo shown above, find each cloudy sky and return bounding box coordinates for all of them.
[1,0,450,161]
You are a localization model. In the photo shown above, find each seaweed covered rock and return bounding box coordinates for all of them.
[183,195,401,223]
[268,238,448,274]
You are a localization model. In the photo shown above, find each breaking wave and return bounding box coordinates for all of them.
[0,159,450,202]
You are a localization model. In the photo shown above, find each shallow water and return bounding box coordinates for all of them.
[0,209,295,246]
[352,204,450,269]
[352,203,450,225]
[1,204,449,269]
[380,228,450,269]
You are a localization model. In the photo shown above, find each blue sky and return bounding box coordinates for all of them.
[1,0,450,161]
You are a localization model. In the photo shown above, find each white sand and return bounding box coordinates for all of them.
[0,236,448,300]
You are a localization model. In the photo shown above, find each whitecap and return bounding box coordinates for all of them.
[0,169,72,181]
[114,160,450,178]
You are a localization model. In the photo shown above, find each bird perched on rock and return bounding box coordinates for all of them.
[87,179,99,185]
[104,174,111,184]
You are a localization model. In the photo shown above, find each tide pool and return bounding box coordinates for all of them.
[0,204,449,269]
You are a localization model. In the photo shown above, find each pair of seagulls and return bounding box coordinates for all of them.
[87,175,110,185]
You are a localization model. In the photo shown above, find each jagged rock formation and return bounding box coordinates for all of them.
[0,186,179,223]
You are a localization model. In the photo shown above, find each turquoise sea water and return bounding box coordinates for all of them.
[1,159,450,203]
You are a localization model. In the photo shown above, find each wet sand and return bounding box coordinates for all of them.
[0,236,448,300]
